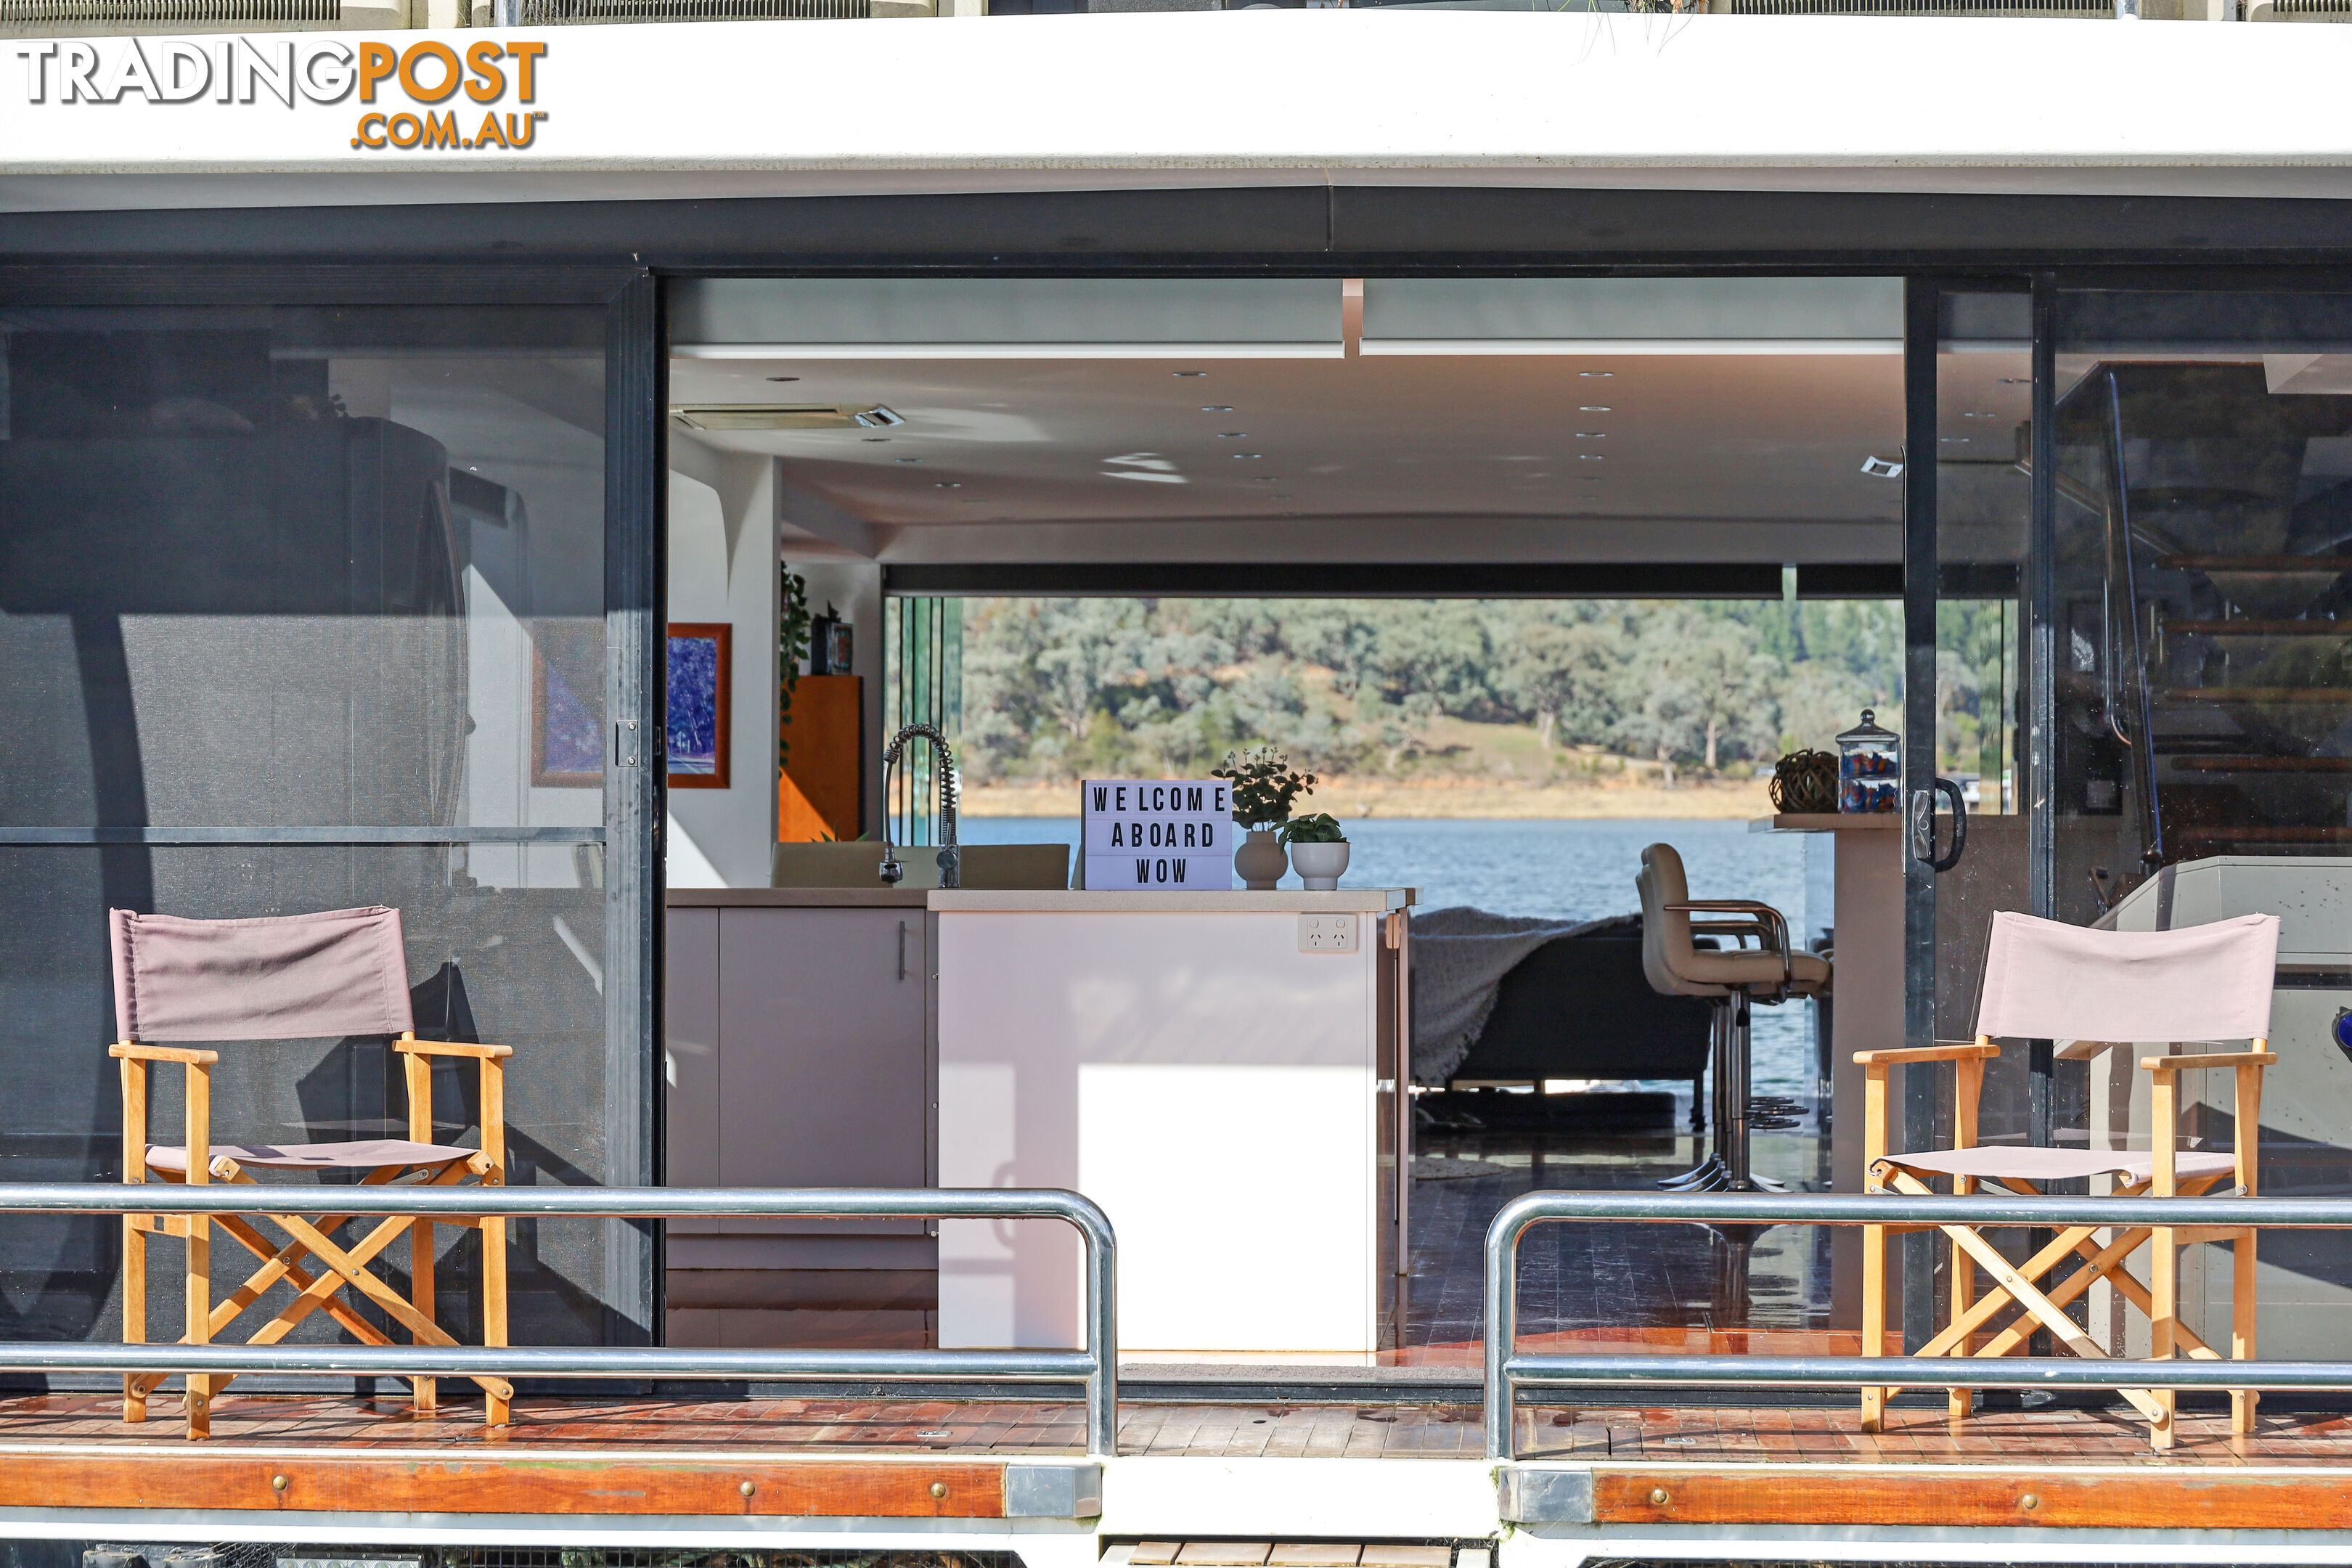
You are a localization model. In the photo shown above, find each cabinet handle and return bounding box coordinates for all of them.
[897,920,908,982]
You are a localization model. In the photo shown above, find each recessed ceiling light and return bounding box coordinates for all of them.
[1201,406,1234,412]
[1232,453,1262,460]
[1998,377,2030,385]
[897,457,923,464]
[935,481,962,489]
[1217,432,1249,438]
[1577,454,1604,461]
[1580,371,1614,378]
[1940,436,1972,444]
[765,376,800,383]
[1962,411,1998,419]
[1579,406,1612,412]
[1174,371,1209,377]
[1575,433,1606,439]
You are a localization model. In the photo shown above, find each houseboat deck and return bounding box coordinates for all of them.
[6,1392,2352,1532]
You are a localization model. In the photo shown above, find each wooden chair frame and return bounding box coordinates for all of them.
[1858,1034,2272,1449]
[114,1029,514,1439]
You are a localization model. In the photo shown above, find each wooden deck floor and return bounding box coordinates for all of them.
[9,1394,2352,1530]
[4,1390,2350,1463]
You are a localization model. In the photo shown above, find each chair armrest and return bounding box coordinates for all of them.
[2141,1050,2277,1072]
[108,1042,219,1065]
[1691,919,1773,946]
[1668,899,1789,954]
[1853,1042,2001,1067]
[396,1038,513,1060]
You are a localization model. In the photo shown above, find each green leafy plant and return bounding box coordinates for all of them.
[1278,812,1347,846]
[778,565,812,768]
[1212,746,1318,830]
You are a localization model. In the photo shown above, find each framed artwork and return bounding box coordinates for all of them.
[531,621,605,789]
[811,613,853,677]
[666,622,732,789]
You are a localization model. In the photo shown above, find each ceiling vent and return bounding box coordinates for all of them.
[671,404,902,432]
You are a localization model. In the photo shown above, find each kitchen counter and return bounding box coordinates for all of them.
[669,888,1414,911]
[1752,809,1903,1328]
[666,887,929,907]
[665,875,1416,1360]
[931,889,1413,913]
[935,889,1411,1361]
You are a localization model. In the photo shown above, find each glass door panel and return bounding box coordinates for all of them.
[2051,287,2352,1358]
[1932,288,2036,1153]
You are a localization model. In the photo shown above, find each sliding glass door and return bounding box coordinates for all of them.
[0,279,663,1357]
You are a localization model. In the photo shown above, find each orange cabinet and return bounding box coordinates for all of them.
[778,673,863,842]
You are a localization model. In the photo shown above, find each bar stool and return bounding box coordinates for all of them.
[1636,843,1832,1193]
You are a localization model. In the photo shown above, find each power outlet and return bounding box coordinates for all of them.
[1298,913,1359,953]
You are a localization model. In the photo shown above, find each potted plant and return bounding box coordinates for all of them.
[1281,812,1350,890]
[1213,746,1318,891]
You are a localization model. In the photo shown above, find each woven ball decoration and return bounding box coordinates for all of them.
[1770,749,1839,815]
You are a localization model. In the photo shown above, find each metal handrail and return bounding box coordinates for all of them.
[0,1185,1117,1458]
[1485,1188,2352,1460]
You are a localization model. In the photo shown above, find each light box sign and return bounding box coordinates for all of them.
[1081,779,1234,891]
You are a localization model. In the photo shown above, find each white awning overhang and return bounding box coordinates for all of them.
[6,11,2352,213]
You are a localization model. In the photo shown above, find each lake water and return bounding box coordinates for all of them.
[960,815,1828,1096]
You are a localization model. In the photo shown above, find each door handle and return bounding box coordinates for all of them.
[897,919,908,982]
[1910,778,1969,873]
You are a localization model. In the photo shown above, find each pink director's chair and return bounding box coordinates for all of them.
[109,905,513,1438]
[1858,909,2278,1449]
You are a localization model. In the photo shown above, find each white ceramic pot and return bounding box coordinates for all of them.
[1233,829,1289,891]
[1289,841,1350,891]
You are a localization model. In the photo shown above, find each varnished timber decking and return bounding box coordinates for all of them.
[7,1394,2352,1527]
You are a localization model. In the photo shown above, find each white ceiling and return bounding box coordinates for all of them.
[669,348,1907,564]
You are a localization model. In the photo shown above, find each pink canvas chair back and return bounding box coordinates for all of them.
[1975,910,2277,1046]
[109,906,415,1043]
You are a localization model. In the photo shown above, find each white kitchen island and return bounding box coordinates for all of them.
[932,888,1413,1363]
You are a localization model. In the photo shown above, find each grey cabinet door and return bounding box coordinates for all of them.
[664,907,722,1235]
[716,907,928,1233]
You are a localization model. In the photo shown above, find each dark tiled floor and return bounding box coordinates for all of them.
[3,1392,2348,1466]
[1390,1124,1835,1365]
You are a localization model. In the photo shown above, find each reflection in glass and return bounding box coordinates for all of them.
[0,305,617,1347]
[2053,299,2352,919]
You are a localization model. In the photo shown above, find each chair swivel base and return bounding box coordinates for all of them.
[1658,1153,1727,1191]
[1659,1156,1791,1194]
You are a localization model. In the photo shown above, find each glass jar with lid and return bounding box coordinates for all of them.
[1837,709,1900,814]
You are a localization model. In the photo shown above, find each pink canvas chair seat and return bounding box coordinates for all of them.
[1879,1145,2239,1185]
[144,1139,477,1175]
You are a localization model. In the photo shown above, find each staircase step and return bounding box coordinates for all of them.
[2159,687,2352,705]
[2168,756,2352,773]
[2155,555,2352,574]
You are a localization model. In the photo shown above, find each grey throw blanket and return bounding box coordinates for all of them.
[1410,907,1625,1085]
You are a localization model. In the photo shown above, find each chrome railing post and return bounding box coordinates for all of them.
[1483,1191,1536,1461]
[1074,1192,1120,1458]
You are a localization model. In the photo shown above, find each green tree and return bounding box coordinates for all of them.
[1499,610,1625,751]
